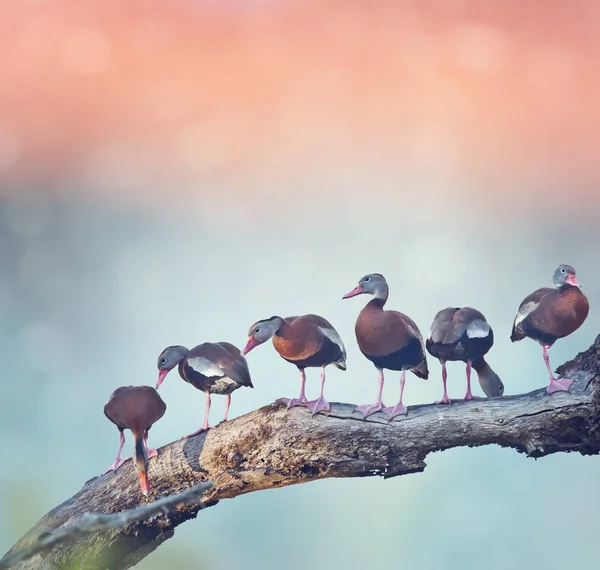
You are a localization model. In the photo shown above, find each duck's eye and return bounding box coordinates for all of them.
[560,267,566,273]
[254,327,260,334]
[364,276,371,282]
[160,357,167,365]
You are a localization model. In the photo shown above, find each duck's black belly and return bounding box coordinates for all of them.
[363,336,423,371]
[426,334,493,363]
[520,318,559,346]
[281,337,344,369]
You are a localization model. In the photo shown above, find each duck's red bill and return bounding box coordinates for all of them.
[139,472,150,496]
[342,284,364,299]
[566,274,580,287]
[156,369,168,389]
[242,337,259,355]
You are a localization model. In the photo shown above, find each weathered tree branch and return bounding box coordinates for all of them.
[0,483,213,570]
[4,335,600,570]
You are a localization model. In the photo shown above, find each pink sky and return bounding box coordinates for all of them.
[1,1,599,208]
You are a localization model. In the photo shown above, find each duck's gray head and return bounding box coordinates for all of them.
[242,317,283,355]
[479,367,504,398]
[156,345,188,388]
[553,264,580,288]
[342,273,388,300]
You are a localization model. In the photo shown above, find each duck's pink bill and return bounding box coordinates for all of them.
[242,337,259,355]
[342,285,364,299]
[156,369,169,389]
[139,472,150,496]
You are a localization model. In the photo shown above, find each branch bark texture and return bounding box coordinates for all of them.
[0,483,213,570]
[4,335,600,570]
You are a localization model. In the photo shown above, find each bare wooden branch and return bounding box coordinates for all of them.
[4,334,600,570]
[0,483,213,570]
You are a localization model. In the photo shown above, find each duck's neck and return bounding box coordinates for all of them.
[558,284,582,295]
[368,284,389,308]
[272,316,287,337]
[176,347,190,375]
[472,357,503,398]
[133,430,148,471]
[472,357,488,373]
[366,298,386,310]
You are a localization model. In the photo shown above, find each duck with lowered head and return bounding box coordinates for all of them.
[102,385,166,497]
[426,307,504,403]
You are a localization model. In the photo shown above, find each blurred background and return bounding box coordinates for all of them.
[1,1,599,569]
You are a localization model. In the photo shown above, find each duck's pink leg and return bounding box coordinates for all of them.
[355,369,386,417]
[543,345,574,394]
[143,431,158,459]
[462,360,480,400]
[223,394,232,421]
[384,370,408,419]
[306,366,331,415]
[216,394,232,426]
[185,392,212,438]
[279,369,309,408]
[102,431,128,474]
[435,361,452,404]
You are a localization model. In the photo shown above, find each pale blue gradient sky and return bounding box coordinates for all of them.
[0,192,598,570]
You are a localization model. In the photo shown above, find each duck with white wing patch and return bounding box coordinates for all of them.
[156,342,253,438]
[426,307,504,404]
[510,264,589,394]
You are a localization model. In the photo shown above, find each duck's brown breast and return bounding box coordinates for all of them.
[356,305,414,357]
[531,287,589,339]
[272,319,322,362]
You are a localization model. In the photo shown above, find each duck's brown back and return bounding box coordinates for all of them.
[272,314,346,369]
[429,307,488,345]
[104,385,167,433]
[427,307,493,363]
[512,286,589,345]
[180,341,253,394]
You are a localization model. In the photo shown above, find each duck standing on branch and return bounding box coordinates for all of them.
[156,342,253,437]
[242,315,347,415]
[342,273,428,419]
[102,385,167,496]
[510,264,589,394]
[426,307,504,404]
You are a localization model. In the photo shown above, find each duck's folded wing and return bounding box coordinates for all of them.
[214,343,254,388]
[513,288,553,328]
[428,308,460,344]
[186,356,226,378]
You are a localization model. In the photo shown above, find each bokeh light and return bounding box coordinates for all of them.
[1,2,599,570]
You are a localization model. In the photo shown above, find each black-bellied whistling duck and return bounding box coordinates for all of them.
[242,315,347,415]
[156,342,253,437]
[510,264,589,394]
[102,385,166,496]
[342,273,428,419]
[426,307,504,404]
